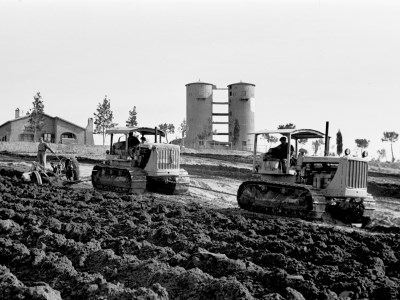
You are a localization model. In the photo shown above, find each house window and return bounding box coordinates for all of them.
[43,133,53,143]
[61,133,76,139]
[242,141,247,146]
[60,132,77,144]
[199,140,204,146]
[229,92,232,96]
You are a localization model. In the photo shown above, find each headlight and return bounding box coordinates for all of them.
[344,148,351,156]
[362,151,368,158]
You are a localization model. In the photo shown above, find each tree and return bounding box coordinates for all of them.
[197,118,213,142]
[178,118,188,146]
[158,123,175,143]
[26,92,46,142]
[382,131,399,162]
[232,119,240,146]
[278,123,295,129]
[377,149,386,162]
[355,139,370,151]
[312,139,324,155]
[93,95,117,145]
[336,130,343,156]
[126,106,138,127]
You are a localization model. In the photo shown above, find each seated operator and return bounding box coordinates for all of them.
[276,136,294,159]
[128,132,140,158]
[264,136,295,172]
[128,132,140,148]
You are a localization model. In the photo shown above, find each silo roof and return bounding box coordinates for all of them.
[185,81,214,86]
[227,82,255,87]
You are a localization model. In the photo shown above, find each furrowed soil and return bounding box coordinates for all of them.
[0,151,400,299]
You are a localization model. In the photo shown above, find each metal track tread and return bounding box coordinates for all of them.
[237,180,373,225]
[92,165,147,194]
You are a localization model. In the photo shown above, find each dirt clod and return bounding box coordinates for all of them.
[0,157,400,299]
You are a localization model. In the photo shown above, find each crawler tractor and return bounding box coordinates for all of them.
[92,127,189,195]
[237,123,375,226]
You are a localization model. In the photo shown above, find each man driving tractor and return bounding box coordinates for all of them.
[264,136,295,172]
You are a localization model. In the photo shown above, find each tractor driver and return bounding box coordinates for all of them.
[264,136,294,161]
[274,136,294,160]
[128,132,140,148]
[264,136,295,172]
[128,132,140,158]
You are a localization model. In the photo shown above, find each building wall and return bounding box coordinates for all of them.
[54,118,85,144]
[186,82,214,146]
[0,114,93,144]
[10,117,37,142]
[0,122,11,142]
[6,116,58,142]
[228,83,255,150]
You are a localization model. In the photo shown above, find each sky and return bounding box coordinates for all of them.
[1,0,399,159]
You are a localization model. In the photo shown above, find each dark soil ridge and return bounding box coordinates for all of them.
[182,152,254,164]
[369,171,400,179]
[0,173,400,299]
[1,150,400,199]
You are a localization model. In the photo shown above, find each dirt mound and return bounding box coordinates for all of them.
[0,171,400,299]
[368,181,400,199]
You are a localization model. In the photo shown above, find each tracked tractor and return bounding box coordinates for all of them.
[92,127,189,195]
[237,122,375,226]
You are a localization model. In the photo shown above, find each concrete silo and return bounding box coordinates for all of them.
[228,82,255,150]
[185,81,215,147]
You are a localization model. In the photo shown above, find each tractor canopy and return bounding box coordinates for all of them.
[252,128,326,140]
[106,126,166,137]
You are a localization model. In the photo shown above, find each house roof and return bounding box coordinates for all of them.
[0,113,86,130]
[53,116,86,130]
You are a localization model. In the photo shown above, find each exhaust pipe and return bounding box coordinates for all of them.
[324,121,329,156]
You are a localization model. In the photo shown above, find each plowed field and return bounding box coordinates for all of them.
[0,152,400,299]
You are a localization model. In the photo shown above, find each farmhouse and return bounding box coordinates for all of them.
[0,108,94,145]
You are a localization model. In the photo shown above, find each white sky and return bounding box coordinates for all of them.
[1,0,399,159]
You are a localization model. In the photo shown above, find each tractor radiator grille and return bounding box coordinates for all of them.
[346,160,368,188]
[157,149,179,170]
